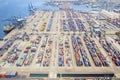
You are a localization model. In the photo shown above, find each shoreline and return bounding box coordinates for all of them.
[0,9,120,79]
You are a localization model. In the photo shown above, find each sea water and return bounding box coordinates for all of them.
[0,0,101,39]
[0,0,46,38]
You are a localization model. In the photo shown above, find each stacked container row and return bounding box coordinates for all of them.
[0,71,17,78]
[99,38,120,66]
[71,36,83,66]
[76,37,91,66]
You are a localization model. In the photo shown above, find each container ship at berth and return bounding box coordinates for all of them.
[3,17,26,34]
[3,3,33,34]
[3,26,15,33]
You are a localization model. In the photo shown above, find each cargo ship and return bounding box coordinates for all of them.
[3,17,26,34]
[2,3,32,34]
[3,26,15,33]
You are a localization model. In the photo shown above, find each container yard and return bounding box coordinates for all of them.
[0,9,120,80]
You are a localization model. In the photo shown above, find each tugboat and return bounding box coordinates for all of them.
[3,25,15,33]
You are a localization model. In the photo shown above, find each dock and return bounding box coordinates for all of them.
[0,9,120,80]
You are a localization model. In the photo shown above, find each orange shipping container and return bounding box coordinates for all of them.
[0,71,6,78]
[24,59,28,65]
[66,59,68,63]
[76,56,80,61]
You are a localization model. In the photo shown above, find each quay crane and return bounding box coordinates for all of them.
[3,16,26,33]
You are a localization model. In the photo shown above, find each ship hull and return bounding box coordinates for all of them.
[3,28,14,33]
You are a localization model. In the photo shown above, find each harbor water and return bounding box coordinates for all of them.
[0,0,46,38]
[0,0,101,39]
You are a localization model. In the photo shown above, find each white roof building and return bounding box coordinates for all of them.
[100,10,119,19]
